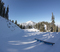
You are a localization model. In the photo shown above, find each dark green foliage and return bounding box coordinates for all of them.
[17,24,19,26]
[51,13,55,32]
[40,26,45,32]
[23,26,25,29]
[28,26,32,29]
[5,6,9,19]
[15,20,17,24]
[40,23,45,32]
[56,26,58,32]
[50,27,53,32]
[2,7,5,17]
[0,0,4,16]
[0,0,9,19]
[35,22,46,32]
[37,23,40,30]
[20,25,22,29]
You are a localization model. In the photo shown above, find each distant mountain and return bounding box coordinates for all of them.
[20,21,36,28]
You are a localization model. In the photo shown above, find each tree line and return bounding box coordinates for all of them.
[34,13,58,32]
[0,0,59,32]
[10,12,58,32]
[0,0,9,19]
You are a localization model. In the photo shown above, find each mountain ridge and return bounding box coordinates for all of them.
[20,21,36,28]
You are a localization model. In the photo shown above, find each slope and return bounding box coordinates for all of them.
[0,16,60,52]
[0,16,22,38]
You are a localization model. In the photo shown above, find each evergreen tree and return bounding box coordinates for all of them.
[29,26,32,29]
[40,23,44,32]
[37,23,40,30]
[15,20,17,24]
[0,0,4,16]
[23,26,25,29]
[17,24,19,27]
[50,27,53,32]
[5,6,9,19]
[20,25,22,29]
[0,0,2,15]
[56,26,58,32]
[51,13,55,32]
[2,7,5,17]
[0,0,9,19]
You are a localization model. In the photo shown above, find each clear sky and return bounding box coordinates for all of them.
[2,0,60,25]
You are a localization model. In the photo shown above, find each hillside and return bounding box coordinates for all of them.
[0,16,22,38]
[0,16,60,52]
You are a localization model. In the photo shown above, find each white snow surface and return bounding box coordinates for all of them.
[0,16,60,52]
[23,28,40,32]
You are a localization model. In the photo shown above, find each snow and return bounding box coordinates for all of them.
[20,21,36,28]
[44,24,47,30]
[23,28,40,32]
[0,16,60,52]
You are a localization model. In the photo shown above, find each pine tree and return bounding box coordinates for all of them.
[51,13,55,32]
[20,25,22,29]
[17,24,19,27]
[15,20,17,24]
[23,26,25,29]
[0,0,9,19]
[50,27,53,32]
[0,0,2,15]
[56,26,58,32]
[2,7,5,17]
[0,0,4,16]
[37,23,40,30]
[40,23,44,32]
[29,26,32,29]
[5,5,9,19]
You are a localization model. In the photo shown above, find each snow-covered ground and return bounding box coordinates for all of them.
[0,16,60,52]
[23,28,40,32]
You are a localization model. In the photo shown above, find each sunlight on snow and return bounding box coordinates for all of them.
[43,33,54,39]
[23,42,43,50]
[8,40,37,45]
[23,32,43,37]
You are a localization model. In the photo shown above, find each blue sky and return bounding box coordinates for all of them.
[2,0,60,25]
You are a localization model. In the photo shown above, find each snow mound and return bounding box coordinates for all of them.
[0,16,22,38]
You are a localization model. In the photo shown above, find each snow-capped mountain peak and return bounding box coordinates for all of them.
[26,21,34,24]
[20,21,36,28]
[26,21,36,25]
